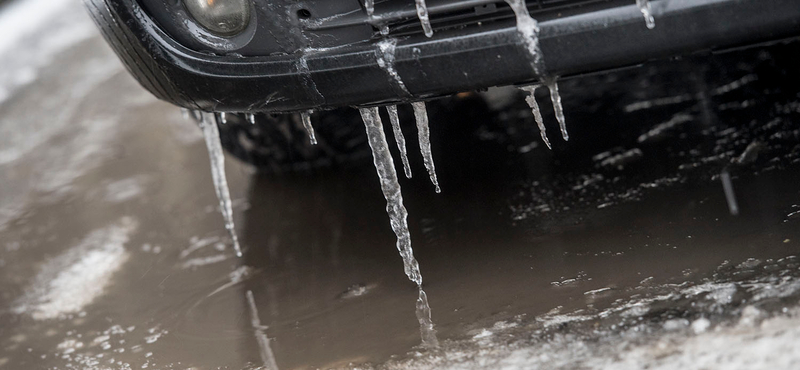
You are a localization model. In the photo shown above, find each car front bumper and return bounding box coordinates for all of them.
[85,0,800,113]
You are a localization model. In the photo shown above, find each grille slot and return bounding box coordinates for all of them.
[383,0,617,37]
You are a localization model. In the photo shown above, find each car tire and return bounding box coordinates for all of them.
[217,109,372,173]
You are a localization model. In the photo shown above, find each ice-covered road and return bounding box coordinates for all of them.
[1,0,800,369]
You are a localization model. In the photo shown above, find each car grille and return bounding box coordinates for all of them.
[376,0,619,37]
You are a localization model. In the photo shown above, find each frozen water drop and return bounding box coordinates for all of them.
[214,112,228,125]
[636,0,655,29]
[377,39,410,96]
[297,55,324,103]
[359,107,438,347]
[505,0,545,77]
[365,0,374,18]
[415,0,434,38]
[521,85,552,150]
[300,110,317,145]
[546,80,568,141]
[387,105,412,178]
[198,113,243,257]
[246,113,256,125]
[411,102,441,193]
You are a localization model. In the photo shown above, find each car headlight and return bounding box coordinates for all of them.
[184,0,250,36]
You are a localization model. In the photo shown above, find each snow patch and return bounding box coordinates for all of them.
[13,217,137,320]
[0,0,95,106]
[104,177,147,203]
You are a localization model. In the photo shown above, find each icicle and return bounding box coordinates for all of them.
[246,291,280,370]
[365,0,374,18]
[300,110,317,145]
[636,0,655,29]
[359,107,421,284]
[545,80,569,141]
[411,102,441,193]
[520,85,552,150]
[198,113,243,257]
[504,0,545,76]
[505,0,571,144]
[213,112,227,126]
[387,105,413,178]
[297,55,324,103]
[376,39,410,96]
[414,0,434,38]
[181,108,190,120]
[246,113,256,125]
[358,107,438,347]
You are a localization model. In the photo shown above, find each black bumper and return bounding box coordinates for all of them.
[85,0,800,113]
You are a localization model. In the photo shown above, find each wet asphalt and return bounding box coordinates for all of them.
[1,1,800,369]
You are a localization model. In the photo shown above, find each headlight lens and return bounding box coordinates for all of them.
[184,0,250,36]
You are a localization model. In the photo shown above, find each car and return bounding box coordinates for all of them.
[84,0,800,169]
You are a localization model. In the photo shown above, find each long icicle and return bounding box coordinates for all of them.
[360,107,421,284]
[414,0,434,38]
[411,102,441,193]
[521,85,552,150]
[199,113,243,257]
[546,80,569,141]
[300,110,318,145]
[358,107,438,347]
[636,0,655,29]
[387,105,413,178]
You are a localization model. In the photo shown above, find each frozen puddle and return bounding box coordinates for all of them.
[13,217,137,320]
[103,176,147,203]
[365,256,800,370]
